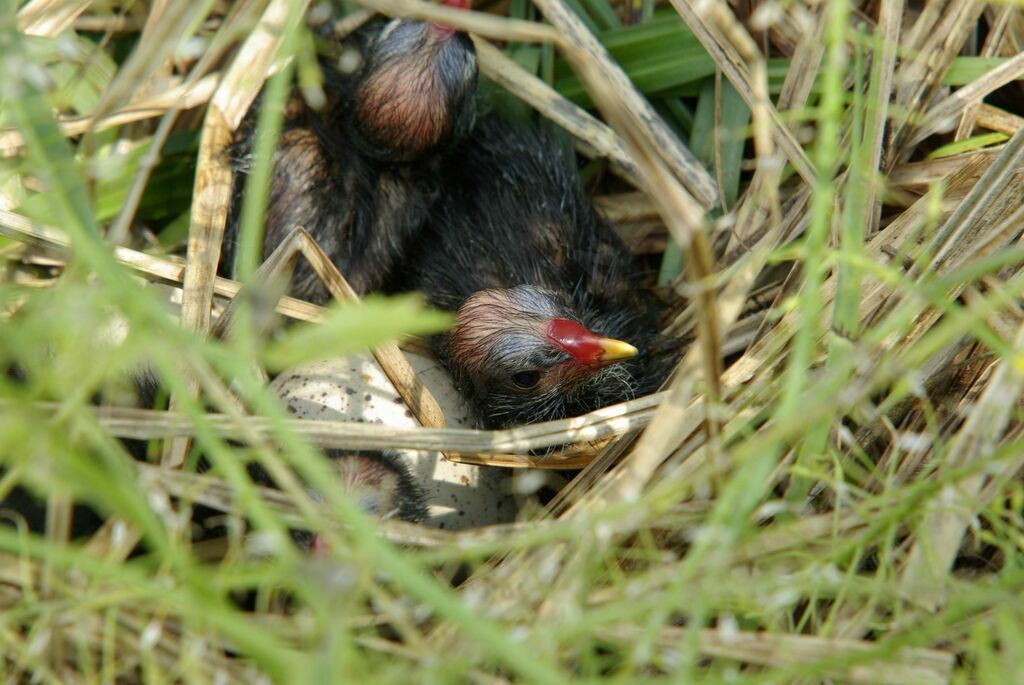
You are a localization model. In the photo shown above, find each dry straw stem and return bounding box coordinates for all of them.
[12,393,661,463]
[106,2,269,247]
[17,0,90,36]
[134,462,454,548]
[472,37,646,189]
[910,50,1024,148]
[333,7,376,37]
[355,0,561,44]
[530,0,719,212]
[72,13,141,34]
[673,0,814,186]
[135,462,711,550]
[168,0,308,467]
[953,4,1013,141]
[888,148,1002,189]
[0,209,328,323]
[600,625,953,685]
[244,227,450,433]
[85,1,215,125]
[886,2,986,169]
[863,0,902,235]
[774,3,824,116]
[927,126,1024,272]
[0,76,220,154]
[976,102,1024,135]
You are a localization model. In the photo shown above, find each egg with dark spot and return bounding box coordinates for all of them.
[271,352,519,530]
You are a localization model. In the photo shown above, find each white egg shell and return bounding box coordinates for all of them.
[270,352,517,530]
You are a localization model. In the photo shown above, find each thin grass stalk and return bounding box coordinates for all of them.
[167,0,308,467]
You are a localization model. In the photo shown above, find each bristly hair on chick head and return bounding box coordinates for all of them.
[351,18,477,162]
[296,449,427,553]
[447,286,645,428]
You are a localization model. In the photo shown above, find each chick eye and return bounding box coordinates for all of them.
[511,370,542,390]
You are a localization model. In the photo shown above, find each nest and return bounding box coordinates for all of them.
[1,0,1024,683]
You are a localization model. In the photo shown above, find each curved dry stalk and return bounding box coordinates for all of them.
[472,37,645,189]
[0,209,327,324]
[530,0,719,211]
[354,0,561,44]
[12,393,664,459]
[170,0,310,467]
[17,0,91,36]
[0,75,220,155]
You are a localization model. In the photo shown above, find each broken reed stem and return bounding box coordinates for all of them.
[11,393,664,464]
[472,37,646,189]
[531,0,723,504]
[287,228,450,433]
[0,209,327,324]
[163,103,234,467]
[530,0,719,210]
[167,0,309,467]
[355,0,561,44]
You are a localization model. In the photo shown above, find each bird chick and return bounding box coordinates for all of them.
[449,286,643,427]
[325,449,427,523]
[398,117,673,428]
[299,449,427,553]
[222,9,478,302]
[349,5,477,162]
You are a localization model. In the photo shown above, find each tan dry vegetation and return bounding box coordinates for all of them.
[2,0,1024,683]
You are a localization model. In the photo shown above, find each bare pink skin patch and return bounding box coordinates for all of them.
[431,0,471,34]
[311,534,329,555]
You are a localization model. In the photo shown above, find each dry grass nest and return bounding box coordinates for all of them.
[2,0,1024,683]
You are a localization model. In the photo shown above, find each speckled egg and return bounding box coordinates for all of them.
[270,352,517,530]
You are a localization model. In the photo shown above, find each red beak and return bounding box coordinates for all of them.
[546,318,638,368]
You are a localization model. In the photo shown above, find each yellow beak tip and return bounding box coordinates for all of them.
[598,338,639,362]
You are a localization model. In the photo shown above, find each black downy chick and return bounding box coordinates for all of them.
[0,448,425,552]
[278,450,427,552]
[398,117,675,429]
[220,10,474,534]
[222,7,478,302]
